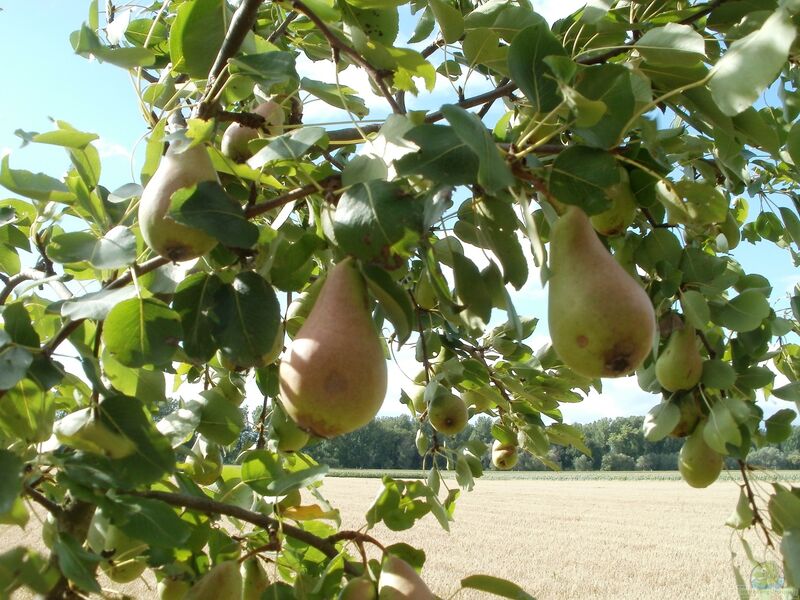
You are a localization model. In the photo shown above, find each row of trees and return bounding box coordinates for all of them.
[216,408,800,472]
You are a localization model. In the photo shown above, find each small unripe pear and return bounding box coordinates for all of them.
[241,557,269,600]
[271,402,309,452]
[158,577,191,600]
[279,258,388,438]
[406,384,428,414]
[138,143,218,262]
[428,393,468,436]
[669,392,703,438]
[378,556,434,600]
[655,325,703,392]
[548,206,656,378]
[414,270,437,309]
[186,561,242,600]
[590,168,637,236]
[102,558,147,583]
[221,101,285,162]
[339,576,377,599]
[185,437,223,485]
[491,440,519,470]
[679,425,723,488]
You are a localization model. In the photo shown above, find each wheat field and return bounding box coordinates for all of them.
[3,475,785,599]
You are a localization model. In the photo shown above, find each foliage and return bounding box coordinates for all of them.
[1,0,800,597]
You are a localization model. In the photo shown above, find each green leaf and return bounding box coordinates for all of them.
[703,400,741,453]
[0,450,23,515]
[782,529,800,588]
[0,346,33,390]
[701,359,737,390]
[461,574,535,600]
[709,7,797,116]
[333,180,423,266]
[300,78,369,117]
[429,0,464,43]
[507,22,567,112]
[53,535,101,594]
[635,23,706,66]
[210,272,281,369]
[70,23,156,68]
[2,302,39,347]
[452,252,492,329]
[463,29,508,75]
[241,449,281,495]
[269,234,321,292]
[573,64,636,149]
[396,124,479,186]
[344,0,405,8]
[765,409,796,443]
[60,286,137,321]
[0,155,74,203]
[173,273,222,362]
[769,485,800,535]
[441,105,514,194]
[111,497,192,549]
[773,382,800,401]
[670,181,728,225]
[680,290,711,330]
[643,402,680,442]
[475,197,528,290]
[549,146,618,214]
[0,379,54,444]
[169,0,227,78]
[262,463,328,496]
[193,388,244,445]
[636,229,683,271]
[170,181,259,249]
[713,290,771,332]
[228,51,298,92]
[33,127,99,149]
[102,297,182,368]
[726,488,754,529]
[362,265,414,344]
[247,127,326,168]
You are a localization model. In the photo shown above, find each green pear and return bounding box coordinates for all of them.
[158,577,191,600]
[406,384,428,414]
[138,143,218,262]
[428,393,468,436]
[88,511,148,583]
[185,436,223,485]
[655,325,703,392]
[103,558,148,584]
[669,392,703,438]
[271,401,309,452]
[590,168,637,236]
[548,206,656,378]
[54,407,136,459]
[186,561,242,600]
[241,556,269,600]
[491,440,518,470]
[378,556,434,600]
[679,425,723,488]
[339,576,377,599]
[221,101,285,163]
[414,270,437,310]
[279,258,388,438]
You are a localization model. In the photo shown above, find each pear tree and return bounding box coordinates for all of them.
[2,0,800,597]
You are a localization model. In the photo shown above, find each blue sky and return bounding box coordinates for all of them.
[1,1,797,424]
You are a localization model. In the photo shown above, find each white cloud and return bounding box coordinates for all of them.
[94,137,132,160]
[533,0,586,23]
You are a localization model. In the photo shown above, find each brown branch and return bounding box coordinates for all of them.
[291,0,402,115]
[198,0,266,117]
[24,484,63,518]
[678,0,727,26]
[130,489,361,575]
[267,10,297,44]
[244,175,341,219]
[738,460,774,549]
[0,269,49,305]
[326,530,385,552]
[216,110,267,129]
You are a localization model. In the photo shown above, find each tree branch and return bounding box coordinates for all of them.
[0,269,50,305]
[267,10,297,44]
[131,489,361,575]
[738,460,774,549]
[291,0,403,114]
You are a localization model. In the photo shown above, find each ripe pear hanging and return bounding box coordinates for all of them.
[138,143,218,262]
[547,206,655,378]
[279,258,388,437]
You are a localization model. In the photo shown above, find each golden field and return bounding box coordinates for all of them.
[2,474,786,599]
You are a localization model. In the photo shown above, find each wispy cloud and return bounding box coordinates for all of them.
[94,137,132,160]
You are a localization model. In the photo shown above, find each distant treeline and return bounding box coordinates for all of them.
[168,400,800,471]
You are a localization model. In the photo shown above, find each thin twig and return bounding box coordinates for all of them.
[738,460,774,549]
[326,530,386,552]
[130,489,361,575]
[24,484,63,518]
[291,0,403,114]
[267,10,297,43]
[0,269,49,304]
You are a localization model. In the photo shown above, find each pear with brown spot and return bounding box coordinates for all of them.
[548,206,655,378]
[279,258,387,437]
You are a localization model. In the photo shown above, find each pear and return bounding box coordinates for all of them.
[678,424,723,488]
[462,389,493,413]
[406,384,428,414]
[655,325,703,392]
[547,206,656,378]
[414,270,437,310]
[241,556,269,600]
[378,556,434,600]
[669,392,703,438]
[590,167,637,236]
[138,143,219,262]
[158,577,191,600]
[271,401,310,452]
[103,558,148,584]
[428,392,468,436]
[339,576,377,599]
[54,407,136,459]
[491,440,519,470]
[221,100,285,162]
[186,561,242,600]
[88,512,148,583]
[185,436,223,485]
[279,258,388,438]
